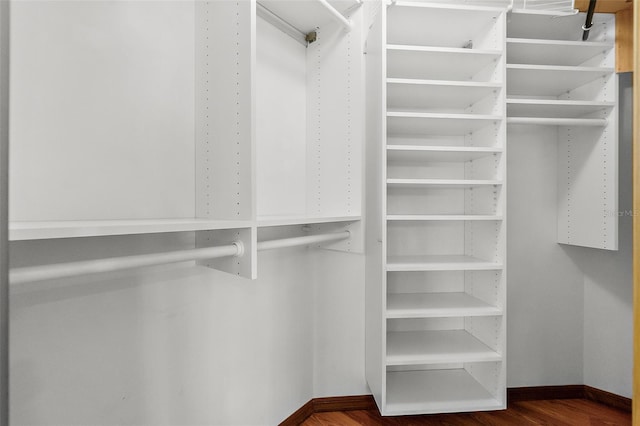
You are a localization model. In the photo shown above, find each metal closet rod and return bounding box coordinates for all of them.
[9,230,351,285]
[257,0,356,38]
[315,0,354,31]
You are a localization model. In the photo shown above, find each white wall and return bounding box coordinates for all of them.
[507,126,585,387]
[312,251,368,397]
[567,73,633,398]
[506,74,633,397]
[10,235,316,425]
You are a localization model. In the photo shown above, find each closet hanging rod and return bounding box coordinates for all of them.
[257,230,350,251]
[256,3,307,46]
[9,230,351,284]
[315,0,354,31]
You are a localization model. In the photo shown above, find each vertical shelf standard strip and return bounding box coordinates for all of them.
[632,0,639,423]
[0,0,8,423]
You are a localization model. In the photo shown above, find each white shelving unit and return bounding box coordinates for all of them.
[365,1,507,416]
[507,11,618,250]
[9,0,364,280]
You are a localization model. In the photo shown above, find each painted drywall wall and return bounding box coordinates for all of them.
[312,250,368,397]
[506,75,633,397]
[567,73,633,398]
[507,126,586,387]
[10,235,316,425]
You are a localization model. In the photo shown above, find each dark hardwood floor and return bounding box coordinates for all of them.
[301,399,631,425]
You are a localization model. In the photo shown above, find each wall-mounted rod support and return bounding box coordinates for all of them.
[315,0,353,31]
[582,0,597,41]
[9,231,351,284]
[257,230,350,251]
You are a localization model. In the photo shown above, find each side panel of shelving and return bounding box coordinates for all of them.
[364,0,386,411]
[195,1,255,221]
[196,227,256,279]
[558,112,619,249]
[306,11,364,219]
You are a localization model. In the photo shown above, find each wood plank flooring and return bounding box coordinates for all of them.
[302,399,631,425]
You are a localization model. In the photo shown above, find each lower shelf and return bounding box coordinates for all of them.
[386,330,502,366]
[385,369,504,415]
[386,255,503,271]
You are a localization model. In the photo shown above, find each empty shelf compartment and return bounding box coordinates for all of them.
[385,368,504,415]
[387,292,502,318]
[387,79,502,114]
[387,46,502,82]
[387,113,502,137]
[387,3,504,50]
[386,329,502,365]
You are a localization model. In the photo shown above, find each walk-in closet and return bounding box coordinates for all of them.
[0,0,634,424]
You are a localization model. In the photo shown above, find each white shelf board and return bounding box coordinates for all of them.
[507,38,613,66]
[387,45,501,81]
[387,179,502,188]
[387,113,502,136]
[9,219,253,241]
[387,79,501,112]
[387,3,504,50]
[507,98,614,118]
[387,145,503,162]
[256,215,361,227]
[386,292,503,319]
[392,1,507,12]
[507,64,613,97]
[387,215,503,221]
[257,0,359,33]
[386,330,502,366]
[507,117,607,126]
[386,255,503,271]
[386,369,503,415]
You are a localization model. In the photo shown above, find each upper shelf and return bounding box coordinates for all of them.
[257,0,360,33]
[507,64,614,97]
[387,2,505,50]
[10,216,363,241]
[387,45,502,82]
[507,11,615,43]
[507,38,613,67]
[9,219,253,241]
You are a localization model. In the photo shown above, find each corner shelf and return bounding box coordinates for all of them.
[386,292,503,319]
[386,330,501,366]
